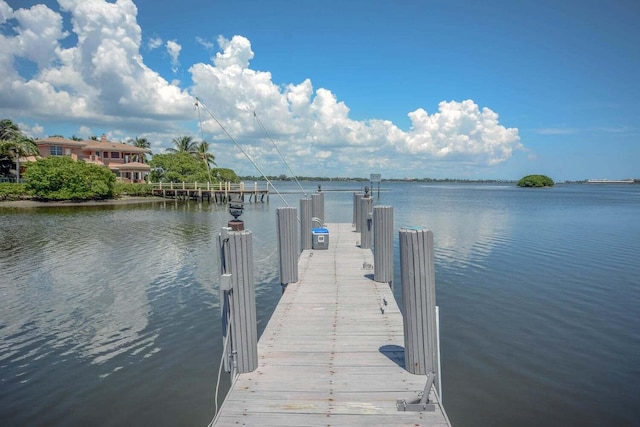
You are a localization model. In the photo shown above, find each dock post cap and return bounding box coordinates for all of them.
[400,226,429,232]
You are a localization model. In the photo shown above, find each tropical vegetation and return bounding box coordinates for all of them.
[149,152,210,183]
[149,135,220,183]
[213,168,239,183]
[0,118,238,201]
[25,156,116,200]
[114,182,153,197]
[131,136,151,163]
[0,182,28,200]
[517,174,554,187]
[167,135,199,155]
[0,118,38,181]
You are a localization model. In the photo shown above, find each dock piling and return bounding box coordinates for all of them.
[300,198,312,250]
[399,227,439,395]
[373,205,394,284]
[218,227,258,376]
[311,192,324,225]
[359,196,373,249]
[353,192,363,231]
[277,207,299,286]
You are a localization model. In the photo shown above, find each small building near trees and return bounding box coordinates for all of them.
[32,134,151,183]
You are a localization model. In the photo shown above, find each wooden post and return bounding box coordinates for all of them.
[373,206,393,284]
[311,192,324,225]
[277,207,299,286]
[360,196,373,249]
[354,193,363,232]
[399,227,439,394]
[300,198,312,250]
[218,227,258,376]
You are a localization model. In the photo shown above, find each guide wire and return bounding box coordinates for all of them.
[194,97,291,207]
[253,111,307,197]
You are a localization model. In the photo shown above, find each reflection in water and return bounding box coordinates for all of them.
[404,206,511,267]
[394,184,514,268]
[1,206,229,376]
[2,183,640,427]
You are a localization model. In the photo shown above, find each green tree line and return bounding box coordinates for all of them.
[0,118,238,201]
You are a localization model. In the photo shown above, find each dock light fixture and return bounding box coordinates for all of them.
[228,193,244,231]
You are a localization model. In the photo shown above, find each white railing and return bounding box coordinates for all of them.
[150,182,270,192]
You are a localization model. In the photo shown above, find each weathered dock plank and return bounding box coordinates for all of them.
[213,223,451,426]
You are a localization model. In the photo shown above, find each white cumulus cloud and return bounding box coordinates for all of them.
[0,0,193,129]
[214,35,254,69]
[402,101,521,165]
[148,36,163,50]
[189,35,521,176]
[166,40,181,73]
[0,1,522,178]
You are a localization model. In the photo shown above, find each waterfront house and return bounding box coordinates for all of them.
[34,135,151,183]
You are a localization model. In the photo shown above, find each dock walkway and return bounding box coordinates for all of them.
[214,223,451,426]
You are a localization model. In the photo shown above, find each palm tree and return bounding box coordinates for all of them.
[0,119,21,140]
[132,136,151,163]
[167,136,198,155]
[168,135,198,155]
[196,141,217,182]
[0,119,38,181]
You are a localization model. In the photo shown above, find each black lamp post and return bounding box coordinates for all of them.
[228,193,244,231]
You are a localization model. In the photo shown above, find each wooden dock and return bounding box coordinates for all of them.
[150,181,269,203]
[213,223,451,426]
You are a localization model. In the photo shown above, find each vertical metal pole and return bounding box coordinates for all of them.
[373,206,393,284]
[300,198,312,250]
[399,227,438,388]
[277,207,299,285]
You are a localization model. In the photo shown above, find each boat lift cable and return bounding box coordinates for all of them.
[195,101,215,185]
[194,96,290,208]
[253,111,307,197]
[195,101,206,143]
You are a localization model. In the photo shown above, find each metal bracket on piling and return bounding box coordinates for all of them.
[221,273,233,292]
[396,372,437,412]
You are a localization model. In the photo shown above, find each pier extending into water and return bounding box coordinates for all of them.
[213,212,451,425]
[151,181,270,203]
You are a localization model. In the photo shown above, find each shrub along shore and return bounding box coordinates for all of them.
[0,181,157,205]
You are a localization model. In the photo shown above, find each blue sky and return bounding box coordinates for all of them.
[1,0,638,180]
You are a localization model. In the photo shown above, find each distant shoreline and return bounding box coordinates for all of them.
[0,196,166,209]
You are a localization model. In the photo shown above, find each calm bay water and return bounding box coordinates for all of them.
[1,182,639,426]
